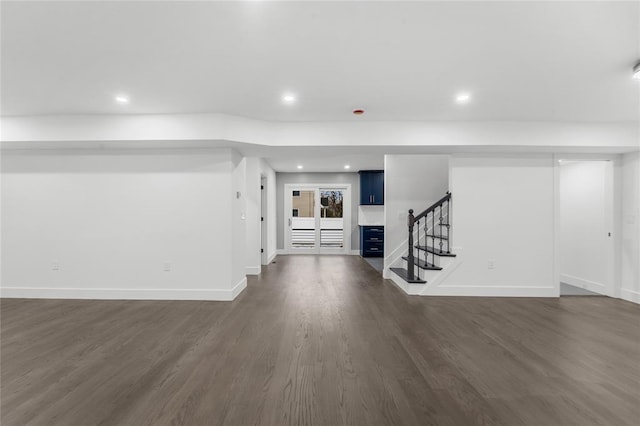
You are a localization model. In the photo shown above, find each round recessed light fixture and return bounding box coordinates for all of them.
[297,165,303,170]
[344,164,351,170]
[282,93,297,104]
[115,94,130,104]
[633,62,640,80]
[455,93,471,104]
[353,109,365,115]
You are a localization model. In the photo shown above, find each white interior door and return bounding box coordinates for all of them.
[285,184,350,254]
[559,160,615,296]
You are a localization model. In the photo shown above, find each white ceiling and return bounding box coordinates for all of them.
[2,1,639,122]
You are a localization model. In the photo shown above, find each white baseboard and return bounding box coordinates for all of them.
[1,280,248,301]
[422,285,557,297]
[231,277,248,299]
[246,266,261,275]
[276,249,357,256]
[267,252,277,264]
[560,273,606,293]
[620,288,640,304]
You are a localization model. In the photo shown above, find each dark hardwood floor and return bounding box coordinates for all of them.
[2,255,639,425]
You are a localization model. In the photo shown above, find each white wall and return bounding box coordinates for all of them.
[433,155,556,297]
[1,149,246,300]
[621,152,640,303]
[383,155,449,269]
[559,161,614,295]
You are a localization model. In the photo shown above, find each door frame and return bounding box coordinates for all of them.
[283,183,351,255]
[553,154,620,297]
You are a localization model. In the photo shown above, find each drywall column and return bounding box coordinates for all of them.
[621,152,640,303]
[435,155,556,297]
[231,152,248,294]
[260,159,278,264]
[1,148,245,300]
[244,157,262,274]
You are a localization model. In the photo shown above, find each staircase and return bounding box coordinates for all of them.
[390,192,456,287]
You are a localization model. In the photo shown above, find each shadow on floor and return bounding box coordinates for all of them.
[363,257,383,273]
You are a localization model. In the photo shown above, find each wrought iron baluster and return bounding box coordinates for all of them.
[446,198,451,254]
[439,203,444,254]
[416,220,420,281]
[431,211,435,267]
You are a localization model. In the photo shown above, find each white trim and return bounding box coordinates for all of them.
[267,252,277,264]
[350,250,360,255]
[1,282,248,301]
[231,277,248,299]
[620,288,640,304]
[423,285,557,297]
[277,249,287,255]
[246,266,261,275]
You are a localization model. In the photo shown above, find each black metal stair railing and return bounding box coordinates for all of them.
[406,192,451,281]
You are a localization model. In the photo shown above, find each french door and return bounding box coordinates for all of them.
[285,184,350,254]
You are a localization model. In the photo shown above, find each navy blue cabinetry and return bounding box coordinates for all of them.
[360,226,384,257]
[359,171,384,205]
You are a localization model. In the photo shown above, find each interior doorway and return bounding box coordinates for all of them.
[284,184,351,254]
[558,159,615,296]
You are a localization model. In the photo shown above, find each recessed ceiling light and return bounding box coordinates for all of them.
[456,93,471,104]
[282,93,297,104]
[297,165,303,170]
[633,62,640,79]
[115,94,130,104]
[344,165,351,170]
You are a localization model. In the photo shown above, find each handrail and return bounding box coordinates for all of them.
[413,192,451,222]
[406,192,452,281]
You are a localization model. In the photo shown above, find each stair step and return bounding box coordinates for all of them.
[401,256,442,270]
[415,246,457,257]
[425,234,449,240]
[390,267,426,284]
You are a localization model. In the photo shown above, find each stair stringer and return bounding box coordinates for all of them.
[387,247,463,296]
[417,247,464,296]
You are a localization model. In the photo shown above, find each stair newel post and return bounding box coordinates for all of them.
[407,209,416,281]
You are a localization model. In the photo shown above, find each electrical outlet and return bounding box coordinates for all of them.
[163,262,171,272]
[52,261,60,271]
[488,260,495,270]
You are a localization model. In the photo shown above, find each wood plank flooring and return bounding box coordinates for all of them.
[2,255,639,425]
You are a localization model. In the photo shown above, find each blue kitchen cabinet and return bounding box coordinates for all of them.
[360,226,384,257]
[359,170,384,205]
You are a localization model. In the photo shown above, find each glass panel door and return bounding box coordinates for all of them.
[320,190,344,248]
[290,189,316,249]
